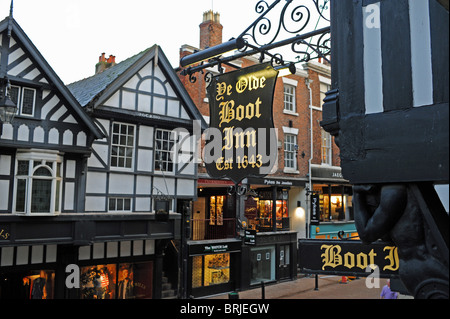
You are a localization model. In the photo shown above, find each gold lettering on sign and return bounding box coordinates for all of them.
[321,244,342,270]
[320,245,380,271]
[383,246,399,271]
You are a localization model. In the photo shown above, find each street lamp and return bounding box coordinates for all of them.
[0,78,17,135]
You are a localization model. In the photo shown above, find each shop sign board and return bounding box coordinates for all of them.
[298,239,399,278]
[0,225,10,240]
[205,63,278,184]
[310,194,320,225]
[244,229,257,246]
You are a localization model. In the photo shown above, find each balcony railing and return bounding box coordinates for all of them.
[190,218,236,241]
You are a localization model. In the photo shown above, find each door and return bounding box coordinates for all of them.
[279,244,291,280]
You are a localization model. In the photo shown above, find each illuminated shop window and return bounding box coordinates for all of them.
[191,253,230,288]
[80,262,153,299]
[244,190,289,232]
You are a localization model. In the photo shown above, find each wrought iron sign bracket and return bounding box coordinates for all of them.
[180,0,331,84]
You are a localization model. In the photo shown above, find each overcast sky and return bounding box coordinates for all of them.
[1,0,257,84]
[1,0,329,85]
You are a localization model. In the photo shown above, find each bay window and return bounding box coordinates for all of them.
[14,150,63,215]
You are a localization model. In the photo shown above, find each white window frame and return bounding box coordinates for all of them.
[321,129,332,165]
[284,133,298,173]
[283,84,296,113]
[154,128,176,173]
[108,197,132,212]
[317,76,332,111]
[110,122,136,170]
[13,150,63,216]
[10,85,36,117]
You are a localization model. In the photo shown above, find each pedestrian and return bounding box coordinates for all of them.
[380,279,398,299]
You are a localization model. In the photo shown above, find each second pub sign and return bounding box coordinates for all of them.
[205,63,279,184]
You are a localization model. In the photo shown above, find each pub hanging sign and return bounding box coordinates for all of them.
[205,63,279,184]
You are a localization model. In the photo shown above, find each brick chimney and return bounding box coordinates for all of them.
[95,53,116,74]
[199,10,223,50]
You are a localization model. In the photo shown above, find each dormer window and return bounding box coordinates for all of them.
[10,85,36,117]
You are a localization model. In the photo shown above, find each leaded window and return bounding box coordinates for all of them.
[14,152,62,215]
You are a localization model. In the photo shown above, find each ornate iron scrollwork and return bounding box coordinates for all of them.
[180,0,331,83]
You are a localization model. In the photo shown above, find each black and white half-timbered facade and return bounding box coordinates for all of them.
[0,10,205,299]
[68,45,206,216]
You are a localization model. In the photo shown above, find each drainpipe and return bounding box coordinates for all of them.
[306,78,313,238]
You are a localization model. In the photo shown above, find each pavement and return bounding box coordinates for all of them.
[205,275,413,299]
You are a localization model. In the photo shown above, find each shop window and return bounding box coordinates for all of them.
[244,190,289,232]
[250,246,275,284]
[14,151,63,215]
[191,253,230,288]
[80,262,153,299]
[0,270,55,299]
[313,185,353,222]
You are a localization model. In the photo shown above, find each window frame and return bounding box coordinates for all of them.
[108,197,132,212]
[283,84,296,113]
[284,133,297,170]
[110,122,136,170]
[10,85,37,117]
[321,129,332,165]
[14,150,63,216]
[154,128,176,173]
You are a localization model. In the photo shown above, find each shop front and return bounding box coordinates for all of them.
[309,165,357,239]
[0,214,180,299]
[241,231,297,289]
[187,239,241,298]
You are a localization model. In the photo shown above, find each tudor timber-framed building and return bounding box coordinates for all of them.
[0,11,206,299]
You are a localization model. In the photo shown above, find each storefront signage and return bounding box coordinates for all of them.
[204,244,229,253]
[298,239,399,277]
[244,229,257,245]
[310,194,320,225]
[0,225,10,240]
[205,63,278,184]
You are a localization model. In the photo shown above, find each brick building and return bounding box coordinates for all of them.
[177,10,355,298]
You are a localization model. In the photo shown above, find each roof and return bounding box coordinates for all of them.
[67,45,208,130]
[0,16,105,140]
[67,48,150,107]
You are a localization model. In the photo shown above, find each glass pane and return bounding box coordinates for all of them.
[21,88,35,115]
[117,264,133,299]
[17,161,29,175]
[15,179,26,212]
[80,264,116,299]
[31,179,51,213]
[55,180,60,212]
[10,86,20,105]
[34,167,52,177]
[27,270,55,299]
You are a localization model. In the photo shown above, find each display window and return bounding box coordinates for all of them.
[244,194,289,232]
[313,185,353,222]
[192,253,230,288]
[80,261,153,299]
[0,269,55,299]
[250,246,275,284]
